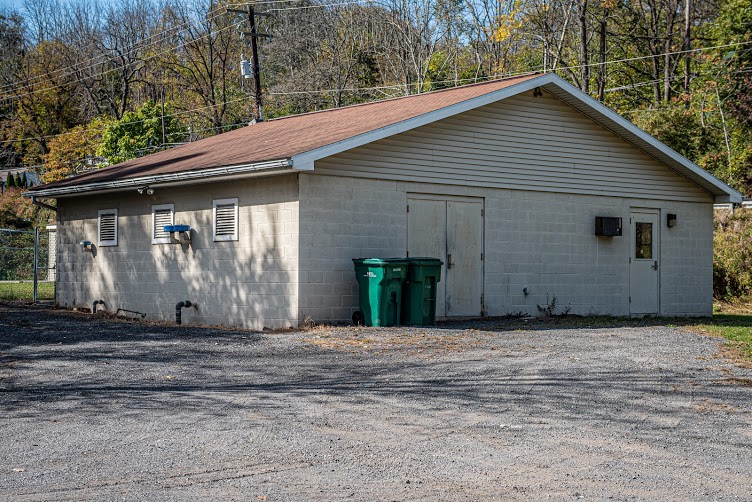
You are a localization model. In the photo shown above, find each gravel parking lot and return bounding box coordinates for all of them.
[1,303,751,501]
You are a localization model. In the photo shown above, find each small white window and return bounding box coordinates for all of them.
[98,209,118,247]
[213,198,239,241]
[152,204,174,244]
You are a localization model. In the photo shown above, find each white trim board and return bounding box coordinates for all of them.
[26,159,293,198]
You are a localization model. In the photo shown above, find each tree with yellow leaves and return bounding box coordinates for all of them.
[41,117,113,183]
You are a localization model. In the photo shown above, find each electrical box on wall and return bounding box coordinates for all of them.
[595,216,622,236]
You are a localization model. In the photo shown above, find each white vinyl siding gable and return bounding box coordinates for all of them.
[152,204,174,244]
[98,209,118,246]
[213,198,238,241]
[314,91,712,203]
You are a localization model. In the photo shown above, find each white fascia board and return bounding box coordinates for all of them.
[25,158,292,198]
[290,74,554,169]
[542,75,743,203]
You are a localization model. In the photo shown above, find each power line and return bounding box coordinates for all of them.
[0,0,307,93]
[0,95,253,145]
[0,3,233,93]
[0,22,239,102]
[0,0,373,102]
[2,39,751,147]
[0,0,365,95]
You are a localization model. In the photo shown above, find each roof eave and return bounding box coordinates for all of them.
[25,158,294,198]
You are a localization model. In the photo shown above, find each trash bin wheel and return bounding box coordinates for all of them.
[352,311,364,326]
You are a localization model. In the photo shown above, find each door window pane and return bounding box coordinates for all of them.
[635,222,653,259]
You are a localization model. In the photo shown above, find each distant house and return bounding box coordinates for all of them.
[26,73,742,328]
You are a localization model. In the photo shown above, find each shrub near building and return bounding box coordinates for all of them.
[714,208,752,299]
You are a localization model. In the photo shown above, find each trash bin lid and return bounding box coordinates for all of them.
[406,257,444,265]
[353,258,409,266]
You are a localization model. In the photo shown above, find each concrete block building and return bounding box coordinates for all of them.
[26,73,742,328]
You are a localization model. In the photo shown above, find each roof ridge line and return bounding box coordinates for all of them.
[266,72,542,123]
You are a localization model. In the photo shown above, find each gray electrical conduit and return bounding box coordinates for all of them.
[175,301,197,325]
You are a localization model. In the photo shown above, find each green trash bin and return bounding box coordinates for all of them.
[402,257,443,326]
[352,258,408,327]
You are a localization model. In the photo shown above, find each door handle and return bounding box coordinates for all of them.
[652,261,658,270]
[447,253,453,269]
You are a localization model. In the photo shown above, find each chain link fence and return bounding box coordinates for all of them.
[0,227,55,302]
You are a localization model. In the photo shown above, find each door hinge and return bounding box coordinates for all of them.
[629,257,631,263]
[480,252,484,261]
[481,294,484,308]
[406,250,410,257]
[629,296,632,303]
[481,209,485,217]
[406,204,409,213]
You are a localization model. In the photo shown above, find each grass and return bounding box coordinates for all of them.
[0,281,54,301]
[695,302,752,367]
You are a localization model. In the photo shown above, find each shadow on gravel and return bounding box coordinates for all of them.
[0,305,264,352]
[1,302,748,445]
[435,315,713,332]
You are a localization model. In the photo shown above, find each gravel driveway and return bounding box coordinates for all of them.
[1,303,751,501]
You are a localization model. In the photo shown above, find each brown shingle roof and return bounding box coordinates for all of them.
[37,74,541,190]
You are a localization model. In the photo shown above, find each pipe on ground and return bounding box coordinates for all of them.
[92,300,105,314]
[175,301,197,325]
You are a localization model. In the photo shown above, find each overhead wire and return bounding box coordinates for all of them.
[0,0,313,93]
[1,25,750,148]
[0,21,241,101]
[0,0,371,96]
[0,2,233,92]
[3,3,746,101]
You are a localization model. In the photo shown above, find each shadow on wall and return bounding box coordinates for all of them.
[59,175,297,329]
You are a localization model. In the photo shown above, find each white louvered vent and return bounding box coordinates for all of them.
[152,204,174,243]
[98,209,118,246]
[213,198,238,241]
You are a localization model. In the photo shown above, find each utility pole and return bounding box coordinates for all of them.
[161,87,166,146]
[228,5,271,122]
[248,5,263,121]
[684,0,692,109]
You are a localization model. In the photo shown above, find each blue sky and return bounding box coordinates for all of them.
[0,0,26,12]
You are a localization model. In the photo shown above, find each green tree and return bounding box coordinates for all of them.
[97,101,187,165]
[708,0,752,127]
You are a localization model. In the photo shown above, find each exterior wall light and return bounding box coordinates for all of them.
[667,213,677,228]
[137,186,155,195]
[80,240,93,252]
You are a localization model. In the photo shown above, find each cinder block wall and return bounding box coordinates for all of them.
[299,174,713,323]
[485,190,713,317]
[297,174,406,322]
[56,174,299,329]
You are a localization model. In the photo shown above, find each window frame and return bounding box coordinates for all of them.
[635,221,653,260]
[152,203,174,245]
[98,208,118,247]
[213,198,239,242]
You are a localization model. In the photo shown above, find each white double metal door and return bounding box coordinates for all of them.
[407,195,484,317]
[629,209,660,315]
